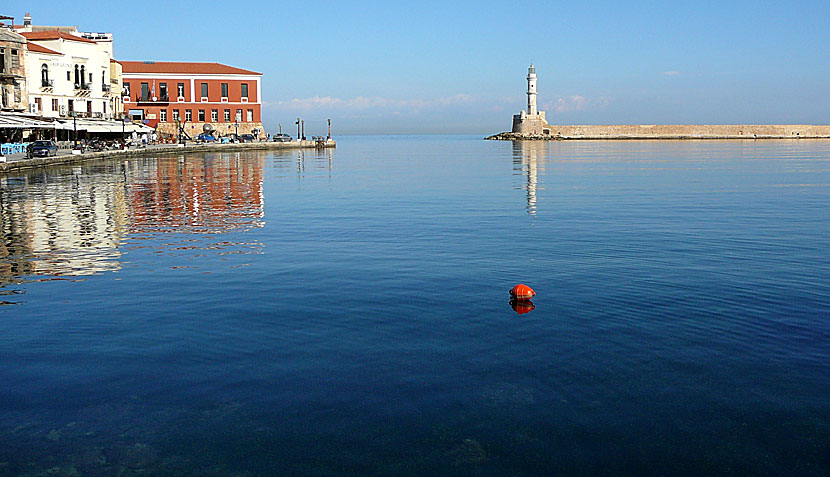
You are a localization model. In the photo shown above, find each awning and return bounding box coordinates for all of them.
[0,113,57,129]
[55,119,154,133]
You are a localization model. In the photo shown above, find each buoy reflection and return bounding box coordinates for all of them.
[510,298,535,314]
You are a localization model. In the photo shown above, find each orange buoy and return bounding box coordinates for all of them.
[509,284,535,301]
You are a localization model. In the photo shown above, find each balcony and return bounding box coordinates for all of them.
[102,84,111,93]
[135,94,169,105]
[41,79,55,90]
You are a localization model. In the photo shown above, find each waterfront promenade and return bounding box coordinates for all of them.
[0,139,335,174]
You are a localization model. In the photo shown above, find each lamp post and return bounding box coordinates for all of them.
[122,113,126,146]
[301,120,305,140]
[327,118,331,140]
[296,117,300,140]
[73,113,77,149]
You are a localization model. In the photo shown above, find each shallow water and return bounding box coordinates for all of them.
[1,136,828,475]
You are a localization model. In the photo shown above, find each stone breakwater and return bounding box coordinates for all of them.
[0,140,335,174]
[487,125,830,141]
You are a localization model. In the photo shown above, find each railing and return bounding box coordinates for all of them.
[102,84,111,92]
[41,79,54,88]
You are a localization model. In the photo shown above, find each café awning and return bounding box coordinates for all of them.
[0,113,57,129]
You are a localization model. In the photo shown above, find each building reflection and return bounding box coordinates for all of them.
[0,152,265,284]
[511,140,547,215]
[127,152,265,234]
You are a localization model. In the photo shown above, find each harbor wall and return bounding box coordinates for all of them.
[0,140,335,174]
[489,125,830,140]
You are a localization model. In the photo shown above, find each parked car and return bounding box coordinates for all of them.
[272,133,293,142]
[27,140,58,158]
[239,134,256,143]
[196,133,216,143]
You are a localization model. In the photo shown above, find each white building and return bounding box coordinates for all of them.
[21,29,114,119]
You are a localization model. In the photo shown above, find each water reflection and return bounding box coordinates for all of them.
[0,152,265,285]
[268,147,334,179]
[509,298,535,314]
[511,141,547,215]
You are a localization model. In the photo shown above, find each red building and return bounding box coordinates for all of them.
[120,61,263,139]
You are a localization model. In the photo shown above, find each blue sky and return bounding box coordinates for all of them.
[5,1,830,134]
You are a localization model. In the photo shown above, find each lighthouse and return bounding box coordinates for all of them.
[527,64,537,116]
[512,64,549,135]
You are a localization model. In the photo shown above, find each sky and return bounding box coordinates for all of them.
[4,0,830,134]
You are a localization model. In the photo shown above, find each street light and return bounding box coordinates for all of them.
[73,113,77,149]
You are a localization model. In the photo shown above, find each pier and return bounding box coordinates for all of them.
[0,139,335,174]
[487,125,830,141]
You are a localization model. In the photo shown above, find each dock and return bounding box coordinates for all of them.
[0,140,335,174]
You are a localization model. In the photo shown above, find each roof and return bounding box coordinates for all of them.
[21,30,96,44]
[119,61,261,76]
[27,42,61,55]
[0,27,26,44]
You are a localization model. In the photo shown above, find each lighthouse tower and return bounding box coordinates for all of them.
[527,64,537,116]
[512,64,549,135]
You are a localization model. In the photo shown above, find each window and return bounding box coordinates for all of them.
[200,82,208,98]
[51,98,58,111]
[74,65,79,87]
[11,49,19,69]
[103,101,107,114]
[67,70,70,81]
[241,83,248,98]
[235,109,242,122]
[160,109,167,122]
[159,83,167,100]
[221,83,228,98]
[185,109,192,122]
[198,109,205,122]
[89,73,92,84]
[211,109,218,122]
[102,71,106,86]
[224,109,230,121]
[41,64,49,87]
[172,109,180,121]
[247,109,253,122]
[123,82,130,96]
[141,82,149,101]
[177,83,185,98]
[68,99,74,113]
[34,97,42,111]
[80,65,85,86]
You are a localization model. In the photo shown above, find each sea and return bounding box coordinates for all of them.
[1,136,828,475]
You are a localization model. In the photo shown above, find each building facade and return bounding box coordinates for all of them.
[512,64,552,136]
[120,61,263,139]
[0,26,27,112]
[21,30,114,119]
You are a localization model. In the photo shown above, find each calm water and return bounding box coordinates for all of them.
[1,136,828,475]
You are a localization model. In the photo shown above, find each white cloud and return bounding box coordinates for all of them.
[544,95,610,113]
[663,71,681,76]
[271,94,477,112]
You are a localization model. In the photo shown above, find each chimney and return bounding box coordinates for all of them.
[23,13,31,26]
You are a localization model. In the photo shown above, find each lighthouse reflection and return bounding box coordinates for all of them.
[511,140,548,216]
